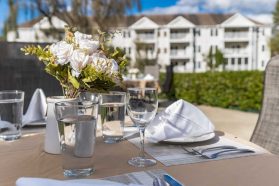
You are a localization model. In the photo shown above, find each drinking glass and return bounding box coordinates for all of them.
[100,92,126,143]
[0,90,24,141]
[55,100,98,177]
[126,88,158,167]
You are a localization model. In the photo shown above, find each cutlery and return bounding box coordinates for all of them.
[182,146,200,155]
[200,148,255,159]
[163,174,183,186]
[192,145,237,154]
[182,145,237,155]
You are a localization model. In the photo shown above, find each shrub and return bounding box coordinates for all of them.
[161,71,264,112]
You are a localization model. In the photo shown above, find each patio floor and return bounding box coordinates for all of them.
[198,105,259,141]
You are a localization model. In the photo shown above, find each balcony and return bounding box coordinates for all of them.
[170,33,187,39]
[170,49,192,59]
[138,50,157,59]
[224,32,249,41]
[224,48,249,56]
[170,33,191,43]
[136,31,155,43]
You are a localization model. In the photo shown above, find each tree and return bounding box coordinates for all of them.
[270,0,279,56]
[134,40,157,72]
[273,0,279,25]
[215,48,225,71]
[3,0,18,39]
[205,47,225,71]
[205,46,214,71]
[4,0,141,37]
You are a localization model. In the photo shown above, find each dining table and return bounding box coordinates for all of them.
[1,124,279,186]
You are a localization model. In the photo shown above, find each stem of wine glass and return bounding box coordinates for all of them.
[139,127,145,158]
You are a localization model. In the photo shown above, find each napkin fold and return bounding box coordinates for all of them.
[22,89,47,126]
[16,177,141,186]
[146,99,215,143]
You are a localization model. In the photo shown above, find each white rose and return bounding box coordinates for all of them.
[91,54,108,71]
[50,41,73,65]
[70,49,90,75]
[110,59,119,72]
[78,39,99,55]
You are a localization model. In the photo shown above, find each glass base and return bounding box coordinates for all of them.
[128,157,156,167]
[63,168,94,177]
[0,133,21,141]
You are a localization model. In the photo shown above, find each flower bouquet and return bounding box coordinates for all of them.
[21,26,127,98]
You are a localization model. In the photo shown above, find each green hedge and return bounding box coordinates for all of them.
[162,71,264,112]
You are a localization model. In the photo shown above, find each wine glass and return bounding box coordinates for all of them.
[126,88,158,167]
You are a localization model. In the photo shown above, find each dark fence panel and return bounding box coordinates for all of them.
[0,42,62,112]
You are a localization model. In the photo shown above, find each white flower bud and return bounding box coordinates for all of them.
[74,31,93,40]
[74,31,99,54]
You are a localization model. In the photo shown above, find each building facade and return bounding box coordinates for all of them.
[8,13,272,72]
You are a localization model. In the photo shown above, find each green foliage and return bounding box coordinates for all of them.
[162,71,263,112]
[21,45,54,65]
[273,0,279,25]
[206,46,214,70]
[269,33,279,56]
[270,0,279,56]
[205,47,225,71]
[214,48,225,70]
[80,65,116,92]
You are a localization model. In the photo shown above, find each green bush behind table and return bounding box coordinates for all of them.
[160,71,264,112]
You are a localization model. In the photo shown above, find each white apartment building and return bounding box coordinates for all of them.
[8,13,272,72]
[7,16,66,43]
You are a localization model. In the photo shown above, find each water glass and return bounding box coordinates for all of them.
[55,100,98,177]
[0,90,24,141]
[126,88,158,167]
[100,92,126,144]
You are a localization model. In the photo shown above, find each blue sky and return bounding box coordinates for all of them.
[0,0,276,35]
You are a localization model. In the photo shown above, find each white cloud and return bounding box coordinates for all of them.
[143,4,199,15]
[143,0,276,23]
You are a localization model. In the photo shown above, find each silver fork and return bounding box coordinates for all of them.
[200,148,255,159]
[182,145,237,155]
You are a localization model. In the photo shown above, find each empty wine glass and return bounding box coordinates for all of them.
[126,88,158,167]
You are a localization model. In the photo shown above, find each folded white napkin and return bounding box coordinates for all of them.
[146,99,215,143]
[22,89,47,126]
[16,177,142,186]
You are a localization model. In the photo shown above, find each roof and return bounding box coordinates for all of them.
[18,16,44,28]
[93,13,264,27]
[18,13,264,28]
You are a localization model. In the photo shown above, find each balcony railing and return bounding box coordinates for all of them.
[224,32,249,39]
[137,34,155,40]
[170,49,192,58]
[224,48,248,55]
[170,33,188,39]
[138,50,156,59]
